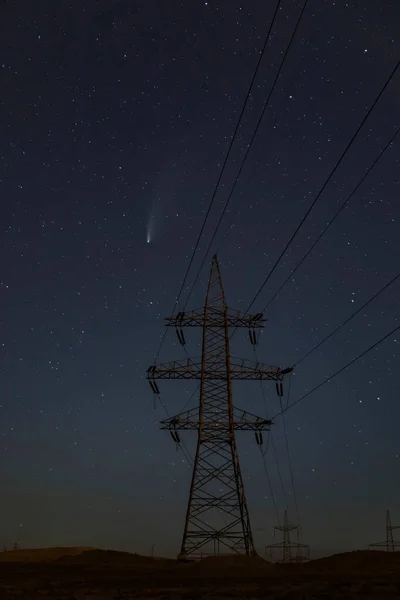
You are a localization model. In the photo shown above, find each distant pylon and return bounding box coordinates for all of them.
[369,509,400,551]
[147,255,293,559]
[265,509,309,563]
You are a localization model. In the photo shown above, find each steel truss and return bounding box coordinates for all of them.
[147,255,293,559]
[369,509,400,552]
[265,509,310,563]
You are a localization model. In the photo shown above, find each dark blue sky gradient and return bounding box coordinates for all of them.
[1,0,399,557]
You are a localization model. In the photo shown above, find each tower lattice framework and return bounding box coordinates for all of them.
[265,509,309,563]
[147,255,292,559]
[369,509,400,552]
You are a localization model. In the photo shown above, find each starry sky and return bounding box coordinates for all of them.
[1,0,399,559]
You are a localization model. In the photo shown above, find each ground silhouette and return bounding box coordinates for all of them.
[0,546,399,598]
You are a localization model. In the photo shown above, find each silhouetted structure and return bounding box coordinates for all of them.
[147,255,292,559]
[369,509,400,551]
[265,509,310,563]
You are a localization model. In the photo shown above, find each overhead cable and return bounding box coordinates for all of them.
[258,379,288,506]
[279,374,301,527]
[296,270,400,367]
[260,446,282,528]
[183,0,310,310]
[272,323,400,419]
[244,58,400,315]
[264,127,400,310]
[152,0,283,363]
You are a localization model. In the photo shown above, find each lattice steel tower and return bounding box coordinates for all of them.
[147,255,292,559]
[369,509,400,552]
[265,509,309,563]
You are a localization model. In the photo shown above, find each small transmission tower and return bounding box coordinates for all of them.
[147,255,292,559]
[369,509,400,552]
[265,509,309,563]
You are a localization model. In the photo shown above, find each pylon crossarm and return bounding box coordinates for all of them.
[369,542,385,547]
[160,406,272,431]
[231,408,272,431]
[160,406,197,430]
[148,357,292,381]
[165,308,266,328]
[147,357,202,381]
[234,419,272,431]
[369,541,400,547]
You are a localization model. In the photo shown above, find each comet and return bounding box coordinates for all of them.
[146,198,158,245]
[146,215,154,244]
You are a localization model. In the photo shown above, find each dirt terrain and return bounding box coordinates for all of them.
[0,547,399,599]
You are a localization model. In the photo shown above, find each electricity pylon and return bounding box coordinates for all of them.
[369,509,400,552]
[147,255,293,559]
[265,509,309,563]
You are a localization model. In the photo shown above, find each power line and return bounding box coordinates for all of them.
[152,0,283,363]
[261,370,301,528]
[257,349,300,526]
[155,394,171,418]
[179,438,194,467]
[182,0,310,310]
[272,323,400,420]
[295,270,400,367]
[259,446,281,528]
[256,346,299,531]
[259,379,288,505]
[269,433,287,509]
[180,384,200,413]
[279,375,301,526]
[244,58,400,316]
[264,126,400,311]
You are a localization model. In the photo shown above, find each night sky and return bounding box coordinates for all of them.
[1,1,399,559]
